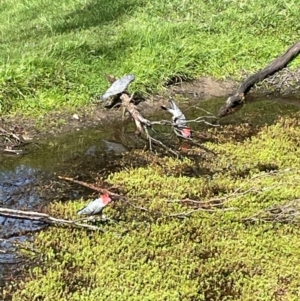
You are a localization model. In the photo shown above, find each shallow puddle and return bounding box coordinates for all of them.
[0,94,299,289]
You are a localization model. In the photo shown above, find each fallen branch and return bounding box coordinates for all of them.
[0,207,105,232]
[165,171,288,219]
[57,176,104,192]
[120,93,152,134]
[143,124,180,156]
[244,198,300,224]
[120,93,181,156]
[218,40,300,117]
[57,176,124,200]
[165,206,237,219]
[150,116,218,128]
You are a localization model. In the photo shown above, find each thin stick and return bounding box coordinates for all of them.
[166,207,236,219]
[0,208,105,232]
[57,176,122,199]
[143,125,179,156]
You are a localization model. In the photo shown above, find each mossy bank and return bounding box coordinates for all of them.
[3,112,300,300]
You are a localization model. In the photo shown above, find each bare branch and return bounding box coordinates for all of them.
[143,125,180,156]
[165,171,290,219]
[57,176,123,199]
[120,93,151,134]
[119,93,181,155]
[125,201,150,212]
[0,207,105,232]
[244,198,300,224]
[165,207,236,219]
[150,116,219,128]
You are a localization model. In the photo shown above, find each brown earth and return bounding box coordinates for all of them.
[1,70,300,142]
[0,77,236,140]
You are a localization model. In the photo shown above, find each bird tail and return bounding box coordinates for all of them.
[160,105,169,111]
[169,99,178,111]
[77,207,85,215]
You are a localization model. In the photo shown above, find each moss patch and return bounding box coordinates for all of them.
[3,113,300,300]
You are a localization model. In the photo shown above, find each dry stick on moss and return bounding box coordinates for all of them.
[244,198,300,224]
[169,171,278,207]
[58,177,153,212]
[57,176,124,199]
[177,187,260,207]
[166,207,236,219]
[165,172,287,218]
[59,168,297,220]
[0,207,105,232]
[57,176,108,193]
[218,40,300,117]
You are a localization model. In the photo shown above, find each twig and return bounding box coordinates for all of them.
[2,148,26,155]
[125,201,150,212]
[57,176,106,193]
[120,93,181,156]
[57,176,123,199]
[150,116,219,127]
[120,93,152,134]
[244,198,300,224]
[165,171,285,218]
[0,207,105,232]
[143,125,180,156]
[165,207,236,219]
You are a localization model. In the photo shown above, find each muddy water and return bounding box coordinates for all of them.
[0,94,299,289]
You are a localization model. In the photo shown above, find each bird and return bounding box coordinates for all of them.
[77,193,112,216]
[161,99,191,138]
[101,74,135,102]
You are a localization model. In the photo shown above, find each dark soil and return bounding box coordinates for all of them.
[1,71,300,142]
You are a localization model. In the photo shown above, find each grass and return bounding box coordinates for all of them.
[3,112,300,300]
[0,0,299,115]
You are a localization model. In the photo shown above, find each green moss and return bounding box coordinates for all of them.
[3,113,300,300]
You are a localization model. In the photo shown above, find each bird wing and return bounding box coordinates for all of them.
[161,104,176,116]
[161,100,188,128]
[77,199,104,215]
[169,99,180,111]
[169,100,187,126]
[102,74,135,101]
